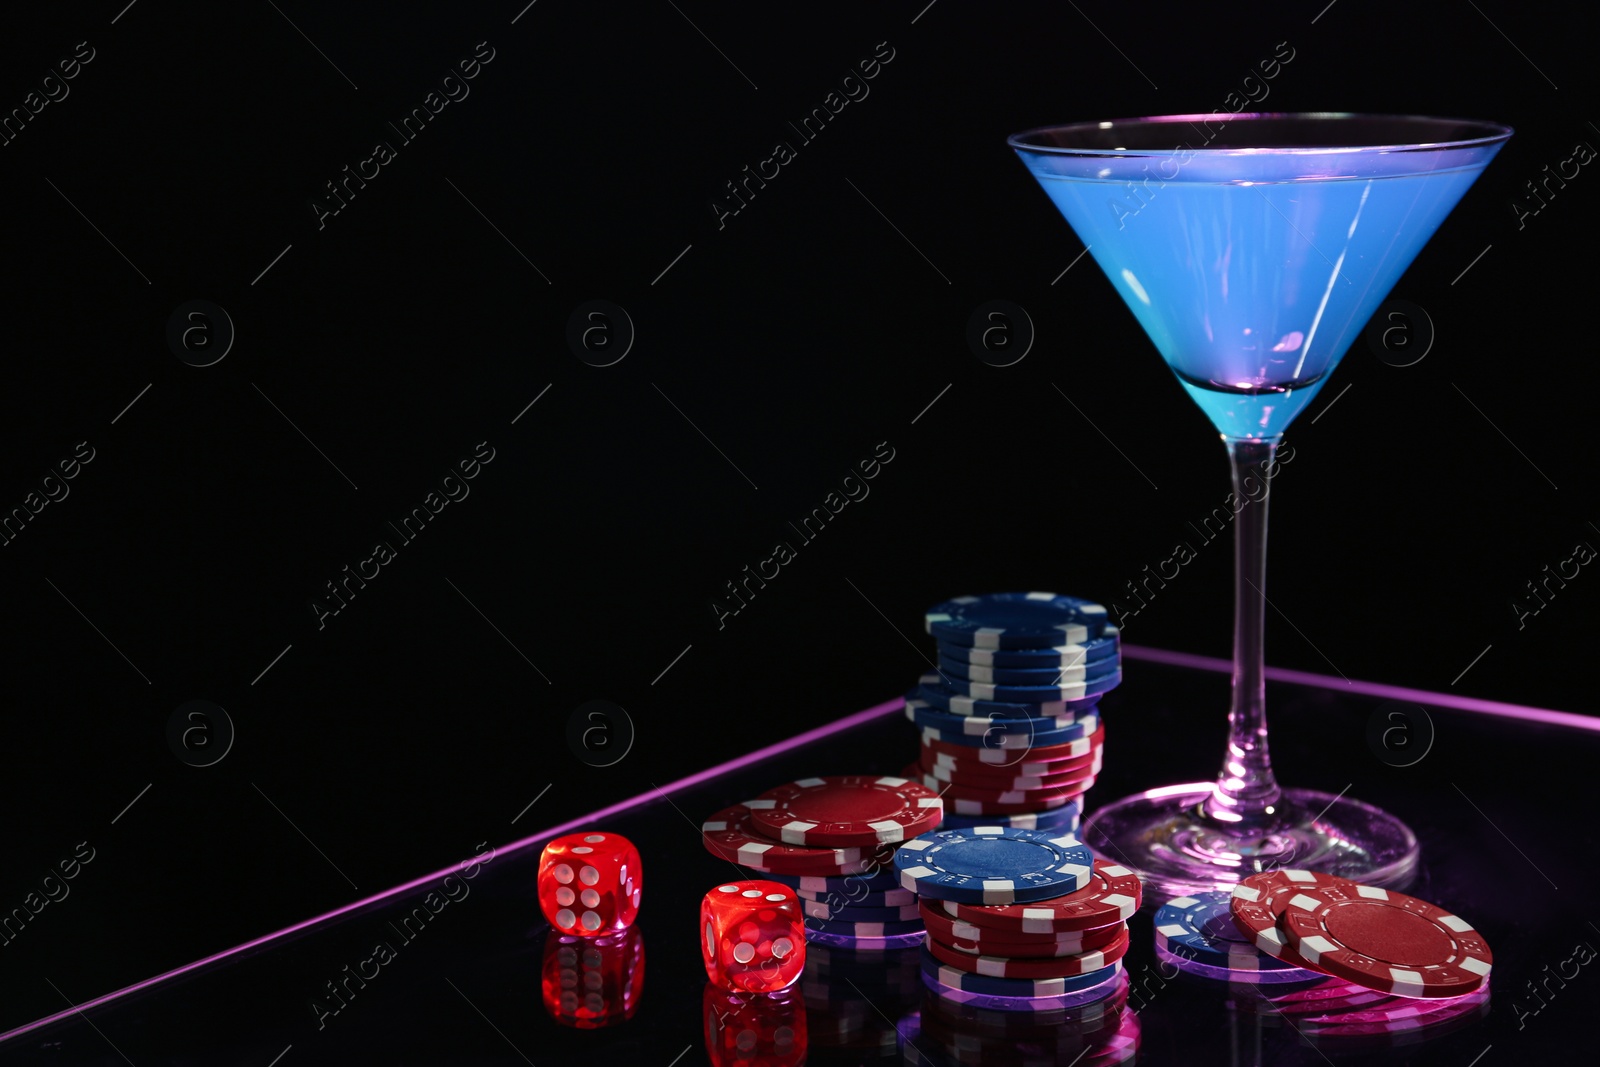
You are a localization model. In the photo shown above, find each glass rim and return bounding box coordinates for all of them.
[1007,112,1514,157]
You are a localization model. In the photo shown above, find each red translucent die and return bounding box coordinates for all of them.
[701,880,807,993]
[540,926,645,1028]
[703,984,807,1067]
[538,831,642,936]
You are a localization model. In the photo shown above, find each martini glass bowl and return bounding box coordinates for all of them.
[1009,113,1511,902]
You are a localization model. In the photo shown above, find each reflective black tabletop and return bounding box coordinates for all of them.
[2,653,1593,1066]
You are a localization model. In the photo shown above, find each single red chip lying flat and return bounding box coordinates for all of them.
[745,775,944,847]
[1229,869,1356,971]
[1278,883,1493,998]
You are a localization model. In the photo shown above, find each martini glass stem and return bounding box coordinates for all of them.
[1204,436,1283,822]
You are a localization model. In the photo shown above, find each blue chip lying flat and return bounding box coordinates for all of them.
[936,628,1120,668]
[894,826,1093,904]
[920,946,1123,997]
[940,804,1081,833]
[926,593,1108,649]
[1154,890,1301,972]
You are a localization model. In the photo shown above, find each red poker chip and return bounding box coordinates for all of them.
[919,775,1095,804]
[920,724,1104,766]
[926,925,1131,978]
[925,751,1100,784]
[701,802,897,875]
[916,757,1102,799]
[1229,869,1360,971]
[920,752,1102,790]
[923,908,1126,958]
[1278,883,1493,998]
[745,775,944,847]
[938,858,1141,933]
[942,784,1093,816]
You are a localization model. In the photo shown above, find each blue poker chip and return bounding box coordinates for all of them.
[919,945,1123,997]
[939,804,1081,833]
[926,593,1108,649]
[937,654,1122,687]
[916,676,1102,719]
[894,826,1093,904]
[802,899,922,923]
[1152,890,1301,972]
[904,694,1095,736]
[939,669,1122,705]
[759,866,904,893]
[803,915,925,938]
[937,628,1120,668]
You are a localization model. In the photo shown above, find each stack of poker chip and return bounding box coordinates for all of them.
[1214,868,1494,1012]
[904,593,1119,832]
[700,776,944,947]
[893,826,1143,1008]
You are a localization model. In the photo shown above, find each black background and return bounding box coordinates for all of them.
[1,0,1593,1038]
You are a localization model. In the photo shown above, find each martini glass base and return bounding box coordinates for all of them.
[1080,784,1419,905]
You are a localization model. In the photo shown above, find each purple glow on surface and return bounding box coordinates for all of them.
[0,697,905,1046]
[1121,643,1600,733]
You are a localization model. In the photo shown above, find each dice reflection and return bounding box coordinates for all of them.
[703,984,807,1067]
[540,925,645,1028]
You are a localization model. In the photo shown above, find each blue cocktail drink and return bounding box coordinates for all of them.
[1011,114,1510,900]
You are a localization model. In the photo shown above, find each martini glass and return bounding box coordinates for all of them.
[1010,113,1510,901]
